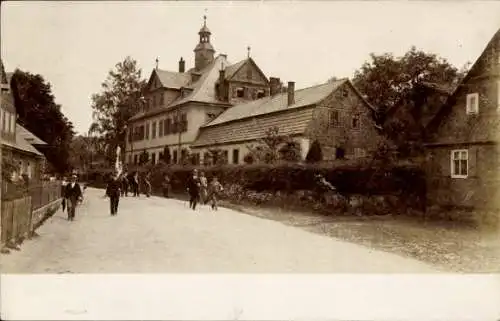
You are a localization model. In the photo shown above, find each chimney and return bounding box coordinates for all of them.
[287,81,295,106]
[269,77,281,96]
[178,57,185,73]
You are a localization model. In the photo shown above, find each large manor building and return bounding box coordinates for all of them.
[125,17,381,165]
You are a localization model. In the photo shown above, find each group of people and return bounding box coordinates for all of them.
[186,169,224,211]
[60,169,225,219]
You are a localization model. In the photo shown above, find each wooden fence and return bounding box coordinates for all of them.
[1,181,62,249]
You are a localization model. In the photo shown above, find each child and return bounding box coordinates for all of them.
[207,177,224,211]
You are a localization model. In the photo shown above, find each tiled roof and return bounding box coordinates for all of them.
[204,78,348,127]
[192,107,314,147]
[224,59,246,79]
[192,79,349,147]
[17,124,47,145]
[155,69,191,89]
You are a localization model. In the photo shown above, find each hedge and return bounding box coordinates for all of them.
[83,160,426,198]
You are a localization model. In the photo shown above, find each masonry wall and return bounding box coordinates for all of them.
[306,82,381,160]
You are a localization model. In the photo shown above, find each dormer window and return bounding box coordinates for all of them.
[236,87,244,98]
[257,90,265,99]
[466,93,479,114]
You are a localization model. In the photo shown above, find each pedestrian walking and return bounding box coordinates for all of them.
[207,176,224,211]
[121,171,129,197]
[162,174,171,198]
[199,171,208,204]
[105,171,121,216]
[60,176,68,213]
[132,171,140,197]
[144,171,152,197]
[186,169,201,210]
[64,174,83,221]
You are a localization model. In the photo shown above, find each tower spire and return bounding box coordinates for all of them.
[194,14,215,71]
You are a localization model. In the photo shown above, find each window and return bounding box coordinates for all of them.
[159,120,164,136]
[134,154,138,164]
[1,110,5,131]
[203,152,210,166]
[466,93,479,114]
[451,150,468,178]
[352,114,360,129]
[342,88,349,97]
[151,153,156,165]
[223,150,229,164]
[181,113,188,132]
[160,92,164,105]
[152,121,157,139]
[236,88,244,98]
[257,90,265,99]
[354,148,366,158]
[329,110,340,127]
[145,123,150,139]
[232,149,240,164]
[165,118,171,134]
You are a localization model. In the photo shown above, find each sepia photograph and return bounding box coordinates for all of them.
[0,0,499,319]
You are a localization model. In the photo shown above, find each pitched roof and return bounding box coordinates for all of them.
[17,124,47,145]
[426,27,500,134]
[224,59,246,79]
[1,126,44,156]
[155,69,191,89]
[203,78,348,127]
[129,55,231,121]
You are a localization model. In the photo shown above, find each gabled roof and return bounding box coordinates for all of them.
[151,69,191,89]
[223,57,269,83]
[129,55,232,121]
[203,78,349,128]
[426,27,500,133]
[17,124,47,145]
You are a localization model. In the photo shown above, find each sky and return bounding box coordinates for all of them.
[2,1,500,135]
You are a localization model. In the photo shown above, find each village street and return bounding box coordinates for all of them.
[0,188,439,273]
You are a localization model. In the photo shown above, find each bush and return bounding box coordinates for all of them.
[306,140,323,163]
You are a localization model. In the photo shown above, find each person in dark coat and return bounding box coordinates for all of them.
[186,169,201,210]
[121,171,129,197]
[105,171,121,216]
[61,176,68,213]
[132,171,140,197]
[65,174,83,221]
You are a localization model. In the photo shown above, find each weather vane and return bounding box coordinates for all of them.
[155,57,159,70]
[247,46,251,58]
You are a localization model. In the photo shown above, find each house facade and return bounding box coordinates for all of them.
[1,60,47,183]
[425,28,500,212]
[125,17,273,165]
[191,78,381,164]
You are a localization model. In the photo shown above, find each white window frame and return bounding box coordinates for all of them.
[466,93,479,114]
[10,113,15,133]
[450,149,468,179]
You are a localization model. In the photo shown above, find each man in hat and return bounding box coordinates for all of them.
[105,170,122,216]
[65,174,83,221]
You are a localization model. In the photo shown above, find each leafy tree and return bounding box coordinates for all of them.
[278,140,302,162]
[306,140,323,163]
[10,70,75,174]
[246,126,291,164]
[89,56,146,162]
[353,46,468,156]
[206,147,225,166]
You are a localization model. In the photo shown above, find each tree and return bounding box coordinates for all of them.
[10,70,75,174]
[278,141,302,162]
[246,126,291,164]
[306,140,323,163]
[89,56,146,162]
[352,46,468,156]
